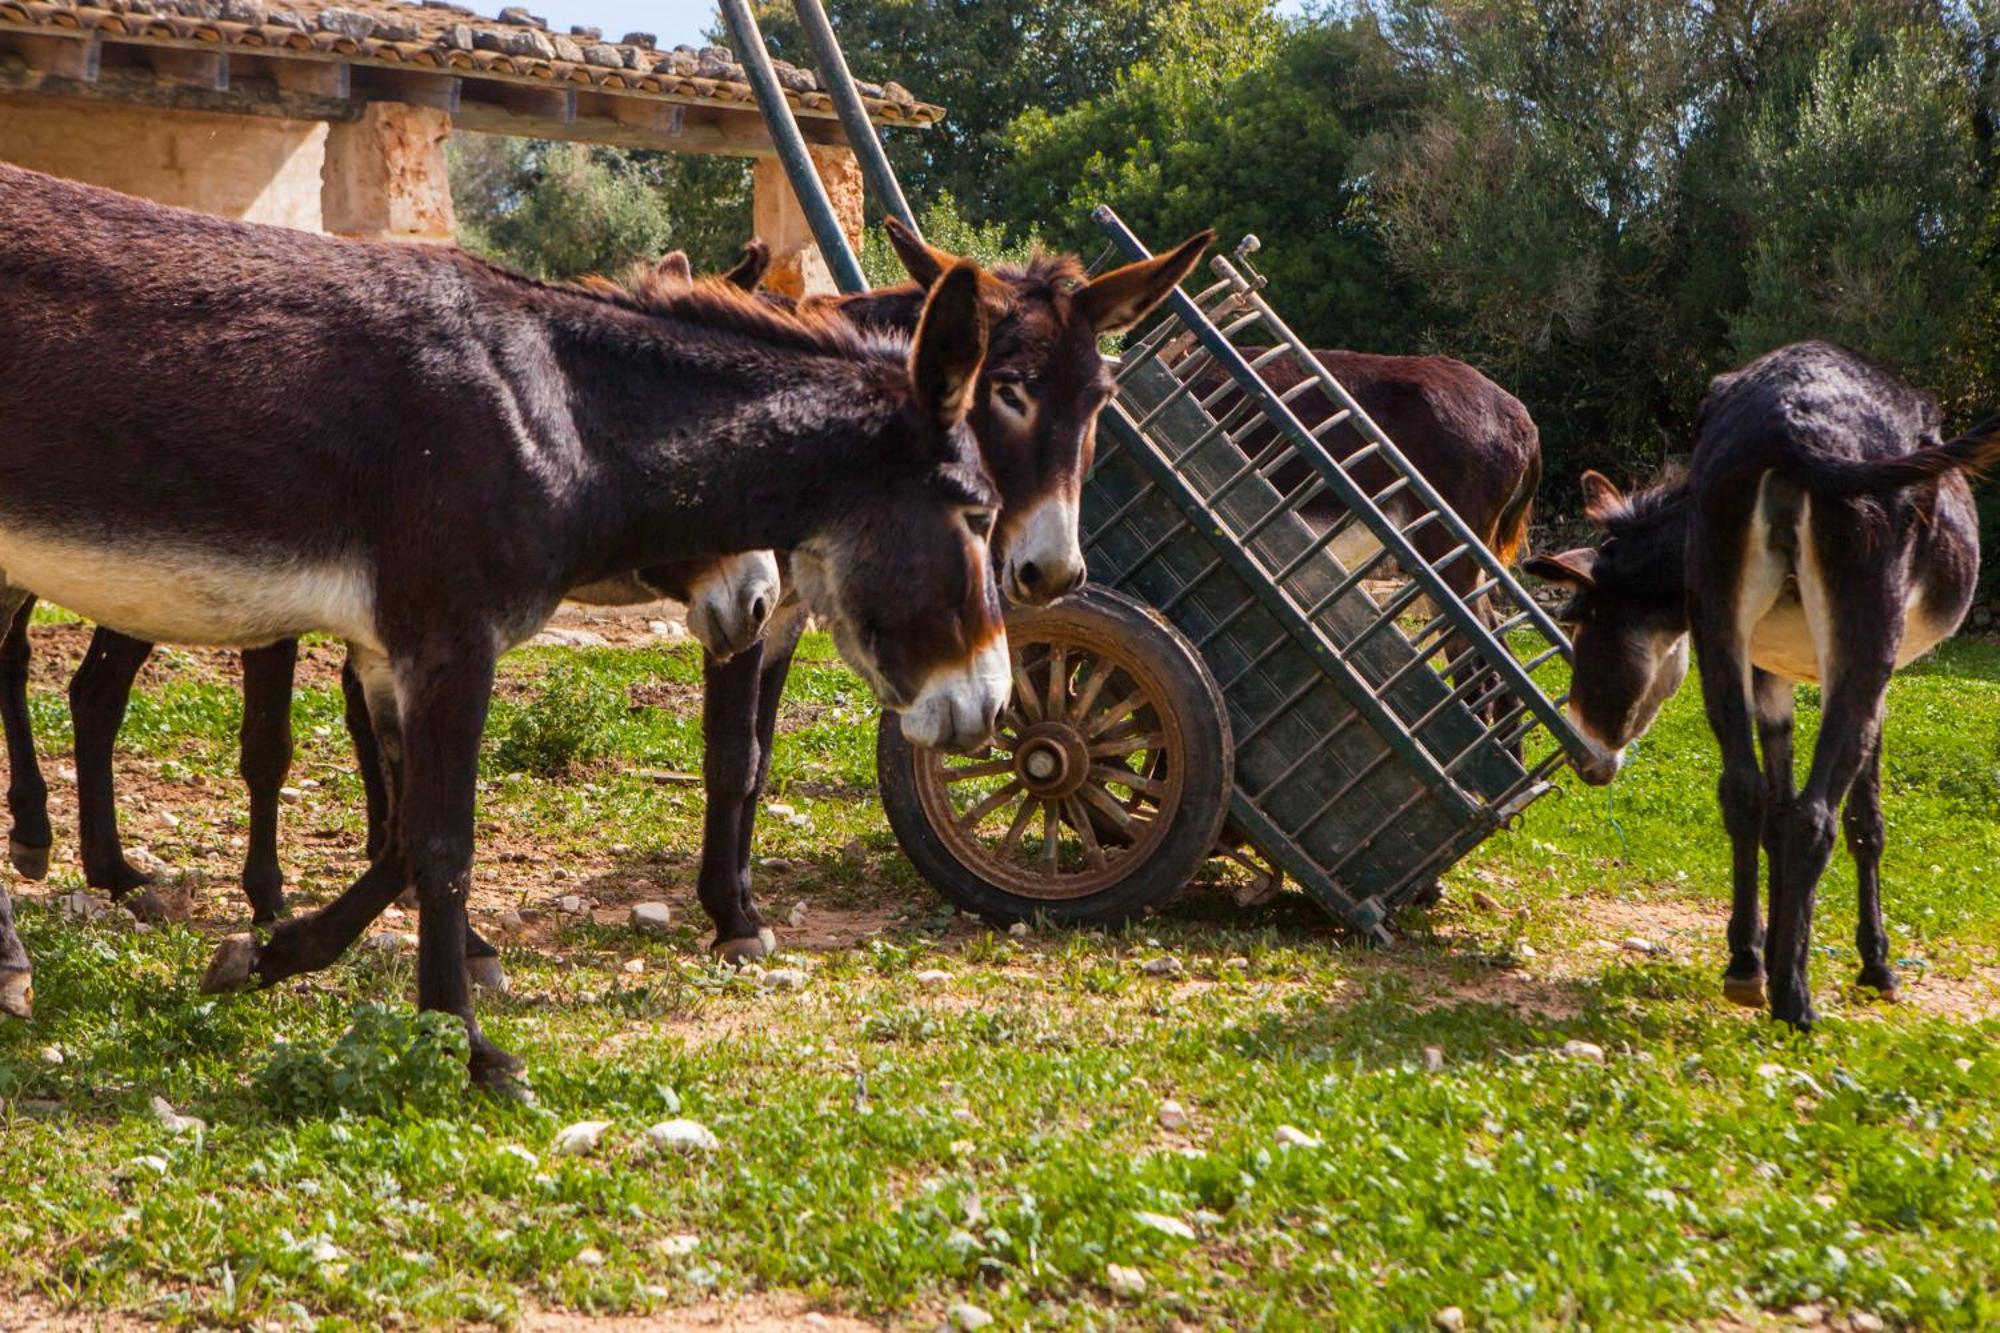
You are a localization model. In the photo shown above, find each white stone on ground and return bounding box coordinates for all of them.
[646,1118,718,1153]
[1433,1307,1465,1332]
[551,1120,613,1155]
[1562,1040,1606,1063]
[914,969,953,987]
[760,967,808,990]
[1157,1098,1188,1131]
[1423,1047,1446,1073]
[948,1301,994,1330]
[622,958,645,975]
[655,1233,700,1256]
[1139,956,1183,977]
[788,901,808,927]
[629,902,672,935]
[1133,1210,1196,1240]
[1274,1124,1322,1150]
[1620,936,1663,956]
[1106,1263,1146,1296]
[39,1045,62,1066]
[1008,921,1030,937]
[558,894,587,915]
[498,1144,539,1168]
[575,1247,605,1267]
[149,1096,205,1136]
[278,786,304,805]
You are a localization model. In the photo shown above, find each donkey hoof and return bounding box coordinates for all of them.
[200,933,261,994]
[8,839,48,881]
[714,934,772,967]
[1722,974,1767,1009]
[1856,965,1899,1001]
[0,967,31,1019]
[465,955,508,994]
[123,888,170,924]
[470,1041,528,1098]
[395,887,418,910]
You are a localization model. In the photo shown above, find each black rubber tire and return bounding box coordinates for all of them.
[878,585,1233,926]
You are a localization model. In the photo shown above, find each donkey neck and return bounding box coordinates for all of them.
[542,293,917,584]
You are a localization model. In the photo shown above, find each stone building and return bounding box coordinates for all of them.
[0,0,940,293]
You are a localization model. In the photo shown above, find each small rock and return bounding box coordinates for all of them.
[498,1144,539,1168]
[40,1045,63,1066]
[366,930,416,954]
[1157,1098,1188,1131]
[621,958,645,975]
[315,6,376,40]
[1754,1161,1782,1181]
[130,1154,169,1174]
[441,23,474,50]
[497,908,526,932]
[1562,1040,1606,1063]
[149,1095,205,1136]
[766,802,796,819]
[503,27,556,59]
[1139,956,1184,978]
[1007,921,1030,938]
[621,30,656,48]
[1106,1262,1146,1296]
[310,1239,344,1263]
[575,1246,605,1267]
[1756,1062,1789,1080]
[1470,890,1501,912]
[1132,1210,1196,1240]
[551,1120,613,1155]
[568,23,600,38]
[497,5,541,24]
[58,891,106,922]
[882,79,914,104]
[1223,956,1250,971]
[1848,1314,1886,1333]
[1515,943,1537,960]
[788,901,808,928]
[841,837,867,867]
[1423,1046,1446,1073]
[157,810,180,829]
[914,969,953,987]
[1789,1305,1824,1326]
[1620,936,1662,957]
[375,17,420,40]
[128,846,171,877]
[550,34,583,61]
[1956,1057,1975,1073]
[947,1304,993,1332]
[1274,1124,1322,1150]
[558,894,587,915]
[656,1233,700,1256]
[629,902,672,935]
[759,857,794,873]
[646,1118,718,1152]
[760,967,809,990]
[648,618,685,639]
[531,625,609,648]
[1433,1308,1465,1333]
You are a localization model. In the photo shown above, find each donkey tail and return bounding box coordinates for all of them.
[1491,443,1541,565]
[1794,412,2000,498]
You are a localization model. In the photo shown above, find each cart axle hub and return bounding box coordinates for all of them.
[1014,724,1089,799]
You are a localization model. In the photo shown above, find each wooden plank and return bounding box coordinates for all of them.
[608,95,682,137]
[3,31,99,82]
[147,46,226,91]
[455,95,783,155]
[472,79,573,123]
[353,66,459,112]
[0,59,360,121]
[270,56,347,99]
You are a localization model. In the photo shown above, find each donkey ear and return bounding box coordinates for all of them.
[1579,470,1626,528]
[722,239,769,292]
[911,261,989,434]
[1524,549,1598,590]
[653,251,693,285]
[1078,230,1214,336]
[885,215,959,290]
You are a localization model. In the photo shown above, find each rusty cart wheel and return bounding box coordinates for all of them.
[878,585,1232,926]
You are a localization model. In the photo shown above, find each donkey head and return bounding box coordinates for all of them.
[882,219,1213,606]
[788,261,1010,752]
[1524,470,1693,784]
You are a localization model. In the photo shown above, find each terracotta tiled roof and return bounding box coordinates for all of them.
[0,0,943,124]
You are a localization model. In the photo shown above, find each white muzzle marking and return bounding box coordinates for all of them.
[899,634,1011,752]
[1003,497,1084,605]
[685,551,782,660]
[1566,704,1625,785]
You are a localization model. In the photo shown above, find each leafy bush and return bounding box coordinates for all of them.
[255,1004,469,1120]
[492,660,624,777]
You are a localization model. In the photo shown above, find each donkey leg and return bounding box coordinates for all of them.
[0,594,50,880]
[698,639,772,960]
[0,880,30,1018]
[1692,628,1769,1008]
[1729,670,1794,1006]
[238,638,299,923]
[732,611,807,940]
[71,629,161,910]
[341,653,391,864]
[1846,734,1895,999]
[394,640,518,1089]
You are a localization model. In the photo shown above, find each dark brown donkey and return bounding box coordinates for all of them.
[1526,341,2000,1029]
[0,163,1011,1087]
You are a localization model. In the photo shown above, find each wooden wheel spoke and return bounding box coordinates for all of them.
[1012,661,1044,723]
[1093,763,1165,799]
[1040,800,1060,879]
[1079,782,1153,846]
[958,779,1025,831]
[1069,658,1114,724]
[1064,795,1107,870]
[1089,690,1147,739]
[1090,731,1165,759]
[998,795,1037,858]
[943,757,1017,783]
[1045,646,1067,721]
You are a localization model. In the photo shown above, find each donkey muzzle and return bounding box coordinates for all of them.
[899,634,1010,753]
[686,550,783,661]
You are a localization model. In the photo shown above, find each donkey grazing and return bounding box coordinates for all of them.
[1526,341,2000,1028]
[0,164,1010,1086]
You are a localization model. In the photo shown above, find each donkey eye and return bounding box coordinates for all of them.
[995,382,1031,414]
[963,508,996,541]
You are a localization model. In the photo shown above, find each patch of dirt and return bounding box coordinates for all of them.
[0,1291,155,1332]
[520,1296,884,1331]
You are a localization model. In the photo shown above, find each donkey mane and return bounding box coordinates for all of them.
[1599,471,1691,540]
[573,269,908,363]
[991,252,1088,311]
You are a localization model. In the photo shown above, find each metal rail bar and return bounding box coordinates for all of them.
[790,0,919,234]
[718,0,867,295]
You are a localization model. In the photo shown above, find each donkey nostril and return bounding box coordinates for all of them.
[750,595,771,625]
[1018,561,1042,589]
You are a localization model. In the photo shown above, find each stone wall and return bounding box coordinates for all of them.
[752,143,865,298]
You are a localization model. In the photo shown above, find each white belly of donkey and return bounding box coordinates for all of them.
[1750,583,1951,686]
[0,526,376,649]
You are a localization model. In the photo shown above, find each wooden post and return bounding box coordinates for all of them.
[752,141,864,298]
[320,101,455,243]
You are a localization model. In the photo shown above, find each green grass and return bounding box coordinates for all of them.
[2,631,1999,1328]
